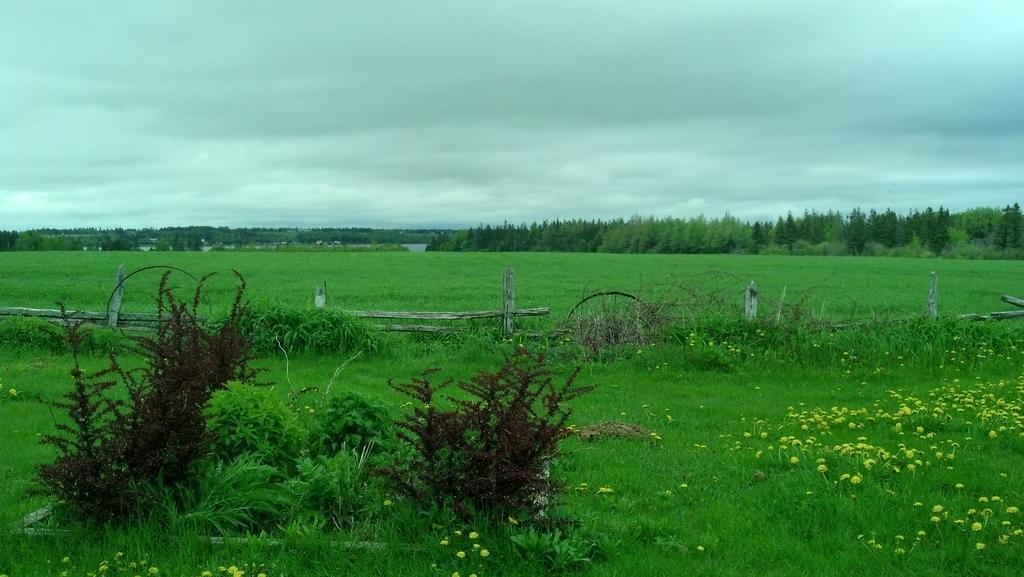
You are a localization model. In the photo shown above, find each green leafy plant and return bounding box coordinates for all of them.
[510,527,597,571]
[287,449,383,530]
[204,382,304,470]
[311,392,393,457]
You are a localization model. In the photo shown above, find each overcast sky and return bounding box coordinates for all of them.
[2,1,1022,230]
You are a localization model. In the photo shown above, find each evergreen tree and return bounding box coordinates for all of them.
[845,208,869,255]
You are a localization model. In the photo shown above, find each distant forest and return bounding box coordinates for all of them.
[2,204,1022,258]
[0,226,439,252]
[428,205,1024,259]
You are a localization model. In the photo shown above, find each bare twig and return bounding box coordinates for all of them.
[323,350,364,399]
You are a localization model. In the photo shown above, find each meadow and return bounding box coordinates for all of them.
[0,250,1021,318]
[1,252,1022,576]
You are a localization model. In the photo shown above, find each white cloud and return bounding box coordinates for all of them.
[1,0,1022,229]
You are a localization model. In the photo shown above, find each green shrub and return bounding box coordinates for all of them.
[511,527,599,571]
[205,382,304,469]
[287,451,383,529]
[311,392,393,456]
[234,304,380,356]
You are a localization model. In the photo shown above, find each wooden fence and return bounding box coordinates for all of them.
[314,268,549,334]
[2,266,1018,334]
[0,265,550,335]
[741,271,1023,323]
[0,264,169,329]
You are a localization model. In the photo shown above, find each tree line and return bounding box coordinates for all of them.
[427,204,1024,258]
[3,205,1021,257]
[0,227,440,252]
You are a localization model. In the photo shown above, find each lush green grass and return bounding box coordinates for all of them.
[2,252,1023,576]
[1,251,1021,321]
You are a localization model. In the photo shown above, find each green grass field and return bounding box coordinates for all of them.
[1,251,1020,319]
[1,252,1022,576]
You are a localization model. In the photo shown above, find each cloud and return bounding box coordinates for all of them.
[2,0,1023,229]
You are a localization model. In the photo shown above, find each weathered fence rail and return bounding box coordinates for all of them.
[344,308,550,321]
[1,265,550,335]
[958,292,1024,321]
[0,306,170,328]
[307,266,549,335]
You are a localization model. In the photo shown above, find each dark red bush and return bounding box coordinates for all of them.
[382,349,594,515]
[37,272,256,520]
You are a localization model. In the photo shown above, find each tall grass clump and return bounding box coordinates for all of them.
[234,304,380,356]
[0,316,130,354]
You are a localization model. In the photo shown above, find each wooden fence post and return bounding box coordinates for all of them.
[314,284,326,309]
[107,263,126,328]
[927,272,938,319]
[744,281,758,321]
[502,267,515,336]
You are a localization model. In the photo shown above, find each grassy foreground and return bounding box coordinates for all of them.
[1,252,1023,576]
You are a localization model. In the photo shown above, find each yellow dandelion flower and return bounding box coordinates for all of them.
[850,475,862,485]
[7,388,17,398]
[988,430,998,439]
[469,531,479,539]
[972,522,983,531]
[975,542,985,551]
[932,505,944,513]
[508,516,519,525]
[456,551,466,559]
[383,499,393,507]
[480,549,490,557]
[1006,506,1019,514]
[789,456,800,465]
